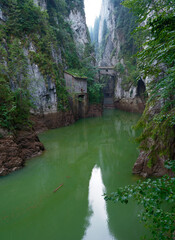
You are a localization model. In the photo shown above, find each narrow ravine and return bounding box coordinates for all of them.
[0,110,146,240]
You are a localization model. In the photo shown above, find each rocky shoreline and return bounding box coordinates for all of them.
[0,104,103,177]
[133,150,174,178]
[0,130,44,176]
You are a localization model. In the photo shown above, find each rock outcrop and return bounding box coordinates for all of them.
[0,130,44,176]
[68,9,89,55]
[133,151,174,178]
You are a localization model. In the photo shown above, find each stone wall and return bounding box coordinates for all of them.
[31,111,75,133]
[64,72,87,94]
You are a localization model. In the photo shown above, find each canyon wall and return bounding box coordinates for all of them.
[0,0,89,115]
[0,0,93,176]
[94,0,174,177]
[96,0,146,113]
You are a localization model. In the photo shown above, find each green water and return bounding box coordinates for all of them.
[0,110,146,240]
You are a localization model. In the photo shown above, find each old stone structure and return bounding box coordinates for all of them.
[64,72,89,119]
[98,66,116,109]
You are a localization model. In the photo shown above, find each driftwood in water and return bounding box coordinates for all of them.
[53,184,63,193]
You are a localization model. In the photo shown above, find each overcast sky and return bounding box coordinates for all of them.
[84,0,102,28]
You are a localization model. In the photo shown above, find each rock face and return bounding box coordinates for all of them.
[0,0,95,177]
[98,0,119,66]
[133,151,174,178]
[0,130,44,176]
[33,0,47,11]
[26,49,58,115]
[97,0,146,113]
[31,111,75,133]
[68,9,89,55]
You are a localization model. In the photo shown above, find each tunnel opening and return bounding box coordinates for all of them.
[136,79,147,100]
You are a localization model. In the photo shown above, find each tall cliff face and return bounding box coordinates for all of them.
[0,0,90,115]
[96,0,146,112]
[0,0,91,176]
[68,9,89,55]
[98,0,119,66]
[96,0,175,177]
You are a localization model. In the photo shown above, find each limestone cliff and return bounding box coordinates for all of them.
[96,0,146,112]
[96,0,174,177]
[68,9,89,56]
[0,0,91,176]
[0,0,90,115]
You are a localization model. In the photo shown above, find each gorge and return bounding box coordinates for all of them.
[0,0,174,239]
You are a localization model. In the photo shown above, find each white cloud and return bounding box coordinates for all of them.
[84,0,102,28]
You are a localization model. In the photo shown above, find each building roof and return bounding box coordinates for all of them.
[64,71,87,81]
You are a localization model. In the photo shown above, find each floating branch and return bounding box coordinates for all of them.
[53,184,64,193]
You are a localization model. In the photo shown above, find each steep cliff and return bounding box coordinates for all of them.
[92,0,175,177]
[0,0,92,176]
[94,0,146,112]
[0,0,90,116]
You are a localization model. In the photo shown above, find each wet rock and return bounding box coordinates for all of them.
[133,150,174,178]
[0,130,44,176]
[31,110,75,133]
[114,97,145,113]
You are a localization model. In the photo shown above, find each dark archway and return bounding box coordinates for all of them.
[136,79,146,101]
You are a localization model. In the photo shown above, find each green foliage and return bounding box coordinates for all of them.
[114,62,125,73]
[0,77,31,130]
[56,78,70,111]
[66,69,87,78]
[88,81,104,104]
[0,0,87,121]
[105,161,175,240]
[65,0,84,13]
[2,0,48,37]
[122,0,175,163]
[106,0,175,238]
[104,164,175,239]
[0,0,98,129]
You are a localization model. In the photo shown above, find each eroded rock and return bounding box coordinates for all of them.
[0,130,44,176]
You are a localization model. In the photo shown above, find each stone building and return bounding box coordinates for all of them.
[64,72,88,119]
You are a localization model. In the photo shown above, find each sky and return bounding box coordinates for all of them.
[84,0,102,28]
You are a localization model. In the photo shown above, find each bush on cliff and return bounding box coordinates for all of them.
[104,161,175,240]
[0,77,31,130]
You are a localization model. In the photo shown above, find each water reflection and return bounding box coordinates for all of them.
[0,110,146,240]
[83,166,116,240]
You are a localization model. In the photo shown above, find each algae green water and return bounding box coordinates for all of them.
[0,110,146,240]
